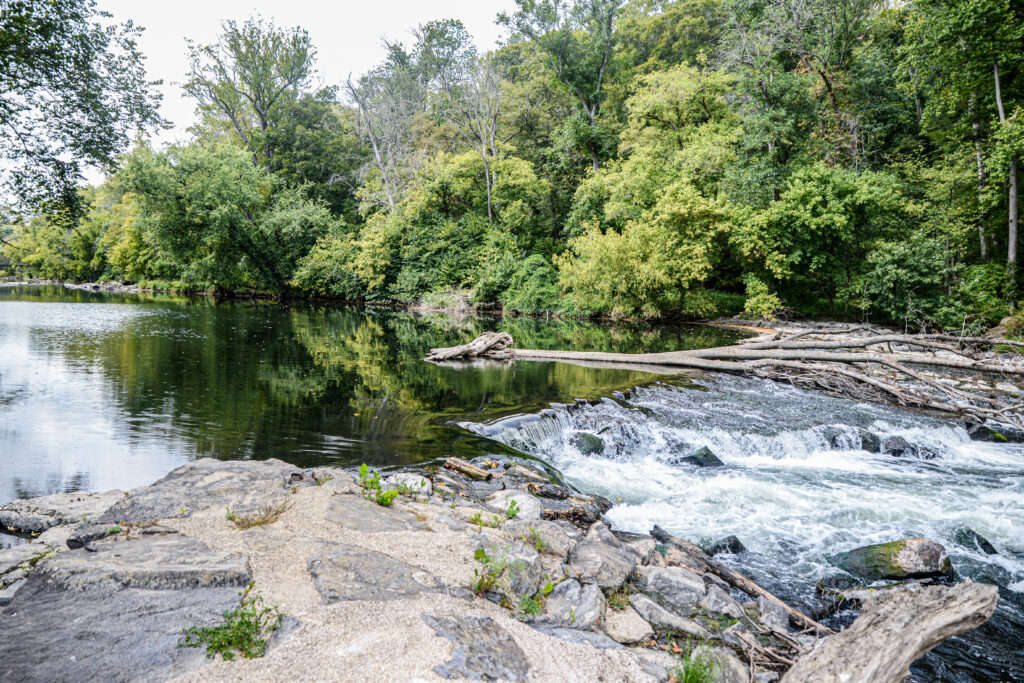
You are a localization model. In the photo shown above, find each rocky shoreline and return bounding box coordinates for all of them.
[0,456,998,682]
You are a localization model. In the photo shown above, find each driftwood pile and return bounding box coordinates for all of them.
[424,331,514,362]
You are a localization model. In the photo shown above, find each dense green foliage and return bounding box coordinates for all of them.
[4,0,1024,331]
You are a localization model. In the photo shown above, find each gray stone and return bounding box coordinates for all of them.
[504,519,576,557]
[0,489,124,534]
[677,446,725,468]
[858,430,881,453]
[507,464,550,483]
[423,614,530,681]
[485,489,543,521]
[604,606,653,644]
[535,579,604,629]
[702,584,745,620]
[567,524,635,590]
[0,535,250,682]
[634,566,707,612]
[629,593,711,639]
[697,646,749,683]
[706,535,746,556]
[0,578,26,606]
[96,458,297,524]
[326,493,429,533]
[757,596,790,631]
[827,538,953,581]
[476,539,543,598]
[953,527,998,555]
[572,432,605,455]
[755,673,780,683]
[0,544,41,577]
[383,472,432,498]
[309,543,445,603]
[533,625,623,650]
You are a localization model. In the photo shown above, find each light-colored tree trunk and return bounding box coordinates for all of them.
[994,60,1018,310]
[969,93,989,259]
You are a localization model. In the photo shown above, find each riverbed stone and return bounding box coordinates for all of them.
[0,489,124,534]
[326,493,429,533]
[707,535,746,556]
[535,578,604,629]
[634,566,707,612]
[309,542,446,603]
[828,538,954,581]
[677,446,725,468]
[567,523,635,589]
[0,534,249,682]
[96,458,297,524]
[953,527,998,555]
[423,614,530,681]
[858,430,881,452]
[573,432,605,455]
[702,584,745,620]
[605,606,653,644]
[486,489,543,521]
[629,593,711,638]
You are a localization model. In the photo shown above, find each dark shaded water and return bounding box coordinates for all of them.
[2,285,1021,681]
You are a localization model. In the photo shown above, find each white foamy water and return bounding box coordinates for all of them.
[463,375,1024,681]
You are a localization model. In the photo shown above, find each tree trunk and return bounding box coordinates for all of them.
[970,93,989,259]
[994,60,1018,310]
[481,147,494,224]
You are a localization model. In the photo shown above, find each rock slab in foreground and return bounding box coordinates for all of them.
[423,614,530,681]
[782,582,998,683]
[0,535,250,683]
[828,538,953,581]
[0,490,124,534]
[309,543,448,603]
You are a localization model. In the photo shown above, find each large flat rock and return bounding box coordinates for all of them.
[97,458,298,524]
[326,493,429,532]
[309,543,447,603]
[423,614,531,681]
[0,534,251,682]
[0,490,125,534]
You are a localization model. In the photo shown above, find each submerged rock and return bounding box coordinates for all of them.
[572,432,605,455]
[952,528,998,555]
[828,538,953,581]
[676,446,725,468]
[858,430,881,453]
[706,535,746,556]
[965,422,1024,443]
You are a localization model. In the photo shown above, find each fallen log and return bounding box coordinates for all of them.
[425,331,514,362]
[651,525,834,635]
[444,457,492,481]
[782,582,998,683]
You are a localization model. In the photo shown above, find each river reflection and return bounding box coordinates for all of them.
[0,284,744,503]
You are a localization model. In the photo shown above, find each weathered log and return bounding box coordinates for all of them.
[425,332,514,362]
[444,457,492,481]
[652,525,834,635]
[782,582,998,683]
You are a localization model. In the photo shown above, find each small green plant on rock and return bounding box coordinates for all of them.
[375,488,399,507]
[471,547,508,595]
[527,527,548,553]
[182,583,282,661]
[671,643,718,683]
[469,511,502,528]
[504,499,520,519]
[607,589,630,611]
[518,594,543,617]
[225,500,291,529]
[357,463,399,507]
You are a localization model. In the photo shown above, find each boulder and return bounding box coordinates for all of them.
[828,538,953,581]
[758,595,790,630]
[567,523,635,590]
[706,535,746,556]
[677,446,725,468]
[629,593,711,638]
[952,528,998,555]
[880,436,936,459]
[504,520,577,557]
[782,582,998,683]
[534,579,604,630]
[475,539,543,598]
[634,566,707,613]
[0,489,124,534]
[572,432,605,455]
[485,489,543,521]
[604,606,653,644]
[702,584,745,620]
[965,422,1024,443]
[858,430,881,453]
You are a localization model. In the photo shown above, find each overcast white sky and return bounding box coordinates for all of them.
[97,0,516,145]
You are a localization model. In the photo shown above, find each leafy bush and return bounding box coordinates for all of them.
[502,255,560,314]
[742,275,783,319]
[182,584,281,661]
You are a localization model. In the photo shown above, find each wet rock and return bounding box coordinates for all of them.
[567,522,635,590]
[534,578,604,629]
[540,494,613,530]
[96,458,297,524]
[486,489,543,521]
[0,489,124,534]
[383,472,432,498]
[533,626,623,650]
[506,464,550,483]
[423,615,530,681]
[476,539,543,598]
[677,446,725,468]
[965,422,1024,443]
[326,493,429,533]
[953,528,998,555]
[706,535,746,556]
[880,436,936,459]
[573,432,605,455]
[526,483,569,500]
[858,430,881,453]
[828,538,954,581]
[629,593,711,639]
[604,606,653,644]
[634,566,707,613]
[504,519,577,557]
[0,535,249,682]
[309,543,447,603]
[702,584,745,620]
[758,595,790,630]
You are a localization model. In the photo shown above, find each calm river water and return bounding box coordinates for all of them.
[1,284,1021,680]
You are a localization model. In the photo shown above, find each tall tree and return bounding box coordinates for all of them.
[184,16,316,172]
[0,0,162,216]
[500,0,626,169]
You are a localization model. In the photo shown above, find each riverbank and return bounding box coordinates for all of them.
[0,456,997,682]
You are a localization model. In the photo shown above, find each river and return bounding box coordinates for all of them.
[0,284,1021,680]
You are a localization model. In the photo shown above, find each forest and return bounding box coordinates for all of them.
[2,0,1023,333]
